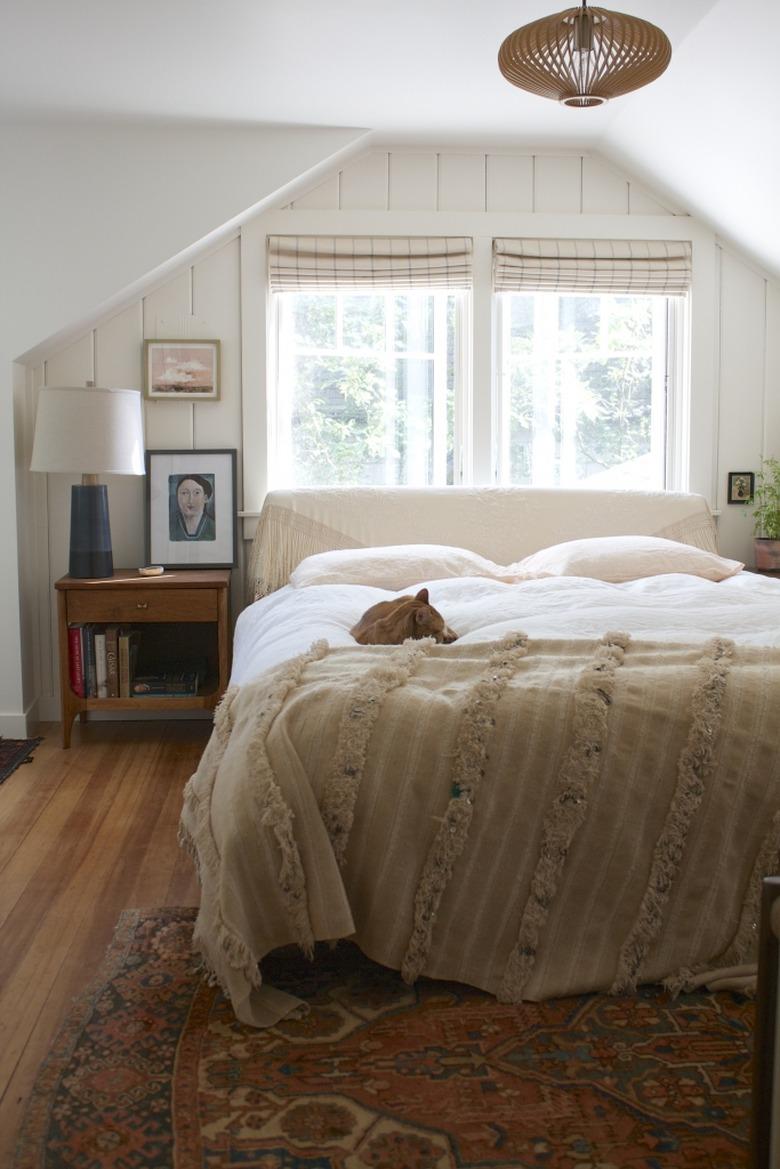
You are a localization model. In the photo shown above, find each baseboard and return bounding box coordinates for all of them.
[0,709,33,738]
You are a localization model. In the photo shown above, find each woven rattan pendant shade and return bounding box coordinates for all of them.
[498,3,671,108]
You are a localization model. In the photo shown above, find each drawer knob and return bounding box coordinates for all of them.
[136,601,149,610]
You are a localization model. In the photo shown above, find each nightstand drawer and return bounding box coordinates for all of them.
[67,587,218,624]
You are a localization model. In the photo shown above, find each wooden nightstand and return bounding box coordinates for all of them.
[55,569,231,748]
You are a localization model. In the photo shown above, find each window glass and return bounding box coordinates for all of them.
[498,291,670,489]
[273,290,462,487]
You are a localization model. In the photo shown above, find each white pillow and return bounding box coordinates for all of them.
[290,544,510,589]
[510,535,743,583]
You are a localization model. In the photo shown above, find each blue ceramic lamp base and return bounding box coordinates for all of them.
[69,483,114,579]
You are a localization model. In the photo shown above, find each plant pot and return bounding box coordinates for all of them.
[754,538,780,571]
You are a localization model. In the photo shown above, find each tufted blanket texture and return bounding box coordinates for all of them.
[180,633,780,1027]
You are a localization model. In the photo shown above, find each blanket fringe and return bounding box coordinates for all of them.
[321,639,436,867]
[244,640,330,958]
[179,685,241,886]
[180,644,328,990]
[665,807,780,995]
[499,632,630,1002]
[610,638,734,994]
[249,506,362,599]
[401,633,530,985]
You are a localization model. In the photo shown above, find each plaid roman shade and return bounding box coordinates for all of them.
[493,238,692,296]
[268,236,472,291]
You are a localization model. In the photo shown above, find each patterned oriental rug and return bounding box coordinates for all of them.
[0,736,42,784]
[14,908,753,1169]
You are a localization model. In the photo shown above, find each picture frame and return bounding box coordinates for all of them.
[143,339,221,401]
[727,471,755,504]
[145,449,237,569]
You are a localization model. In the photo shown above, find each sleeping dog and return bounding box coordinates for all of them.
[350,588,458,645]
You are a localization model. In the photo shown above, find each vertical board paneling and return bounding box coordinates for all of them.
[189,239,245,618]
[340,152,388,210]
[23,368,52,700]
[629,184,674,215]
[191,239,242,450]
[486,155,534,212]
[94,303,146,572]
[765,282,780,457]
[437,154,485,212]
[42,337,95,591]
[44,334,94,387]
[291,175,340,210]
[95,304,142,388]
[38,342,95,685]
[582,157,628,215]
[142,272,195,449]
[533,156,582,213]
[388,153,437,210]
[716,250,767,563]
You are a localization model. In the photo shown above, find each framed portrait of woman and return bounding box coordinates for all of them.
[145,449,237,569]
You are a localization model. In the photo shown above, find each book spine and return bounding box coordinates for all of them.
[67,624,84,698]
[94,632,108,699]
[118,632,130,698]
[83,625,96,698]
[105,626,119,698]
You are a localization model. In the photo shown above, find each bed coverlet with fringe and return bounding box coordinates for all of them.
[180,632,780,1027]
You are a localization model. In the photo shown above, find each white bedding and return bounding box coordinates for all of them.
[231,570,780,687]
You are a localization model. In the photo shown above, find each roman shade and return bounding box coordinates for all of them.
[268,235,472,291]
[493,238,692,296]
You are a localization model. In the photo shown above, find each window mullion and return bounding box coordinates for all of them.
[384,293,396,484]
[276,296,293,486]
[433,296,447,485]
[497,296,511,485]
[533,294,558,487]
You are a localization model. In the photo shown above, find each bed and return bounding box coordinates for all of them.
[180,486,780,1027]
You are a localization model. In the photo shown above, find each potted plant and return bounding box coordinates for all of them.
[752,457,780,570]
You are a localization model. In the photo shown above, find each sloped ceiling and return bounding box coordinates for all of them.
[2,0,778,277]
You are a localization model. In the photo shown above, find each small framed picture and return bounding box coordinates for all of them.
[727,471,755,504]
[143,340,221,401]
[145,449,237,569]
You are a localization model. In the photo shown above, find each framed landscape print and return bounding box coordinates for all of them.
[145,449,237,569]
[143,340,221,401]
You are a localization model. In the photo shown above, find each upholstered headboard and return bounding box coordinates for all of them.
[247,486,717,601]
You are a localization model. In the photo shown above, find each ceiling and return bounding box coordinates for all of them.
[2,0,779,277]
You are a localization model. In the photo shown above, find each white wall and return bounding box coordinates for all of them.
[0,116,367,733]
[15,145,780,726]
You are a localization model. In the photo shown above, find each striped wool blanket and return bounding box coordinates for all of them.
[180,632,780,1026]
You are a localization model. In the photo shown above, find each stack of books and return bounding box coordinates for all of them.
[66,625,201,698]
[131,670,202,697]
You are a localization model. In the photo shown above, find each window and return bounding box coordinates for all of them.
[492,237,691,491]
[496,291,676,489]
[272,289,464,487]
[267,235,472,488]
[266,234,691,491]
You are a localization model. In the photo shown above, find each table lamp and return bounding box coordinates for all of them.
[30,385,145,578]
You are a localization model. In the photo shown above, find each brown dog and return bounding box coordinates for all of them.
[350,588,457,645]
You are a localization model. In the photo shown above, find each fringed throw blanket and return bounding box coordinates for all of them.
[180,633,780,1026]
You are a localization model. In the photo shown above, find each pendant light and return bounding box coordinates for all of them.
[498,2,672,108]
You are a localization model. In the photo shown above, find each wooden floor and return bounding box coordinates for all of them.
[0,718,209,1166]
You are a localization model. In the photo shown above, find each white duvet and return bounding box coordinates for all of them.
[231,570,780,687]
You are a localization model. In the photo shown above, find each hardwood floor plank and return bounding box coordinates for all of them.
[0,719,210,1167]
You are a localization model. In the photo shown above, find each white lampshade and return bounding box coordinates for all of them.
[31,386,145,475]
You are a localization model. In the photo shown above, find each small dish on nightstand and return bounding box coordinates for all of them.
[139,565,165,577]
